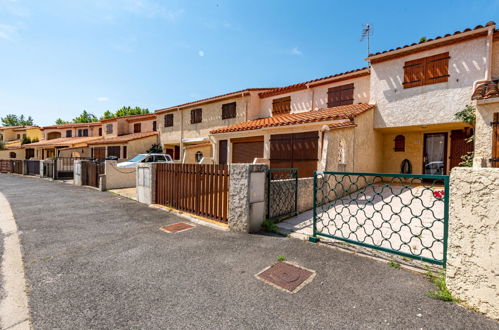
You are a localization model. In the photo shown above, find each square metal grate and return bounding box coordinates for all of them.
[256,261,315,293]
[160,222,195,233]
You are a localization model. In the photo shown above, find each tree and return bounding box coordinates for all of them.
[72,110,98,123]
[55,118,70,125]
[100,106,149,120]
[1,114,35,126]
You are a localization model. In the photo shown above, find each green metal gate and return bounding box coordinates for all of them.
[309,171,449,266]
[267,168,298,221]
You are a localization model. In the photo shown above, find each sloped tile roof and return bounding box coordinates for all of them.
[258,67,369,98]
[43,122,102,129]
[87,131,158,145]
[367,21,496,62]
[472,80,499,100]
[328,121,357,130]
[28,136,101,147]
[100,113,157,123]
[210,103,374,134]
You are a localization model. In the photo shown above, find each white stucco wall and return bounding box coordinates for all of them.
[447,167,499,320]
[371,37,489,128]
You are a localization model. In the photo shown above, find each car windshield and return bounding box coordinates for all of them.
[128,154,147,163]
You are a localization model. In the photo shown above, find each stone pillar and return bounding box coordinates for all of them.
[39,160,44,178]
[228,164,268,233]
[73,160,83,186]
[447,167,499,320]
[136,163,156,204]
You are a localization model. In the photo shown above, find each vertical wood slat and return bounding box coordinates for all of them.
[155,163,229,222]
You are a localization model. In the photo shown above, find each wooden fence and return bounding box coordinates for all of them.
[0,160,12,173]
[156,164,229,223]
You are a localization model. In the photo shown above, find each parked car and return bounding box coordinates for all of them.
[117,153,173,168]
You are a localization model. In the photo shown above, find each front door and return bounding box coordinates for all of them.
[449,129,474,170]
[423,133,447,175]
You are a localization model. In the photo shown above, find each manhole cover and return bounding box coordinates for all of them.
[256,261,315,293]
[160,222,194,233]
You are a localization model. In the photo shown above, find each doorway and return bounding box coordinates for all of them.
[423,133,447,175]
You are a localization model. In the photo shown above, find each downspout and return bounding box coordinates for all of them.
[473,24,495,90]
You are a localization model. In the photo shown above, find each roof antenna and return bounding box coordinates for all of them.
[360,24,373,58]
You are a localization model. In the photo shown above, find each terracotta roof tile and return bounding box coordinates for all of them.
[367,21,496,61]
[154,88,276,114]
[43,122,102,129]
[28,136,101,147]
[100,113,156,123]
[328,121,357,130]
[258,67,370,98]
[87,131,158,145]
[472,80,499,100]
[210,103,374,134]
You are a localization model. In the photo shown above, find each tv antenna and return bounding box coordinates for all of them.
[360,24,373,57]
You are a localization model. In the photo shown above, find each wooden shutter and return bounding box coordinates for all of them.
[222,102,236,119]
[94,147,106,160]
[493,113,499,168]
[272,96,291,115]
[106,124,113,134]
[191,109,202,124]
[219,140,228,164]
[403,58,425,88]
[164,114,174,127]
[425,52,450,85]
[232,136,264,163]
[134,123,141,133]
[98,127,102,136]
[328,83,354,107]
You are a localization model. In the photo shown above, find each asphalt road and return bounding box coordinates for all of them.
[0,174,497,329]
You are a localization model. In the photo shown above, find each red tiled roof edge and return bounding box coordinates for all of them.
[87,131,158,145]
[367,21,496,62]
[471,80,499,100]
[210,103,375,134]
[100,113,157,123]
[43,122,102,129]
[258,67,370,98]
[154,88,276,114]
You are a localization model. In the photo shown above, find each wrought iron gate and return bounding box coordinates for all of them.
[266,168,298,221]
[309,171,449,266]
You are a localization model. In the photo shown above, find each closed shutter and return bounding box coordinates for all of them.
[219,140,228,164]
[107,146,120,158]
[272,96,291,115]
[328,83,354,107]
[403,58,425,88]
[164,114,174,127]
[222,102,236,119]
[425,52,450,85]
[493,113,499,168]
[191,109,202,124]
[134,123,141,133]
[93,147,106,160]
[232,136,264,163]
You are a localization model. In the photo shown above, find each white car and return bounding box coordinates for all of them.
[117,153,173,168]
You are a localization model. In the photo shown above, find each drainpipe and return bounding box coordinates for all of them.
[473,23,495,90]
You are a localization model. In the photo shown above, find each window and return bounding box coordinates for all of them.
[191,108,202,124]
[327,83,354,107]
[77,129,82,137]
[9,152,16,159]
[394,135,405,152]
[107,146,120,158]
[222,102,237,119]
[195,151,203,163]
[134,123,141,133]
[106,124,113,134]
[164,114,174,127]
[66,130,72,137]
[98,127,102,136]
[83,129,88,137]
[16,134,20,139]
[272,96,291,116]
[123,146,127,159]
[403,52,450,89]
[153,121,157,132]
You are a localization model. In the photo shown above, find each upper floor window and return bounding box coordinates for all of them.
[327,83,354,107]
[16,134,20,140]
[403,52,449,89]
[106,124,113,134]
[164,114,174,127]
[272,96,291,116]
[153,121,157,132]
[98,127,102,136]
[77,129,89,137]
[66,130,72,137]
[134,123,141,133]
[191,108,202,124]
[9,152,16,159]
[222,102,237,119]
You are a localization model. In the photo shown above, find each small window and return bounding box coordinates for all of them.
[134,123,141,133]
[394,135,405,152]
[164,114,174,127]
[77,129,82,137]
[66,130,72,137]
[9,152,16,159]
[16,134,20,139]
[222,102,237,119]
[106,124,113,134]
[83,129,88,137]
[272,96,291,116]
[153,121,157,132]
[191,108,202,124]
[123,146,127,159]
[403,52,449,89]
[195,151,203,163]
[107,146,120,158]
[327,83,354,107]
[98,127,102,136]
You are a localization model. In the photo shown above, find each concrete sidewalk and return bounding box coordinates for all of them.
[0,174,497,329]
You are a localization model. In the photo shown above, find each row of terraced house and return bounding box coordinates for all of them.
[1,21,499,178]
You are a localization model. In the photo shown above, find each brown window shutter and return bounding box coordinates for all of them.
[425,52,450,85]
[403,59,425,88]
[164,114,173,127]
[272,96,291,115]
[232,137,264,163]
[493,113,499,168]
[222,102,236,119]
[327,86,341,107]
[190,109,202,124]
[134,123,141,133]
[197,109,202,123]
[190,109,195,124]
[340,83,354,105]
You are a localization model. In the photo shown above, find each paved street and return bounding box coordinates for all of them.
[0,174,497,329]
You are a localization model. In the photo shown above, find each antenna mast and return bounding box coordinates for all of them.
[360,24,373,57]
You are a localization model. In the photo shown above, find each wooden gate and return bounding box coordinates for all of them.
[11,160,23,174]
[82,161,104,188]
[156,164,229,223]
[25,160,40,176]
[0,160,12,173]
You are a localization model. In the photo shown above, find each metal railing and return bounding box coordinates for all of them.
[310,172,449,266]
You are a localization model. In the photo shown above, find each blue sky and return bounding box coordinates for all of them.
[0,0,497,126]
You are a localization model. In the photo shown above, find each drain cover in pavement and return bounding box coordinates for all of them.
[256,261,315,293]
[160,222,194,233]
